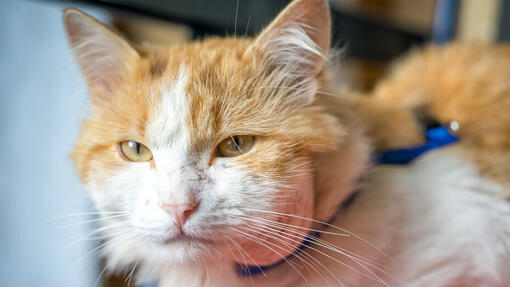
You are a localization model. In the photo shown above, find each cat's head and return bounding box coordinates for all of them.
[65,0,344,269]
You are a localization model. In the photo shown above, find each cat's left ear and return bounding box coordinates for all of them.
[247,0,331,77]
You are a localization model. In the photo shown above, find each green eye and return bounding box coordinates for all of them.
[217,135,255,157]
[120,141,153,162]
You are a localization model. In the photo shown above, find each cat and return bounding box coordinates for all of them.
[64,0,510,286]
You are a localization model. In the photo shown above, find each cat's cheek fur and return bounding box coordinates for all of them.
[85,163,151,213]
[232,160,314,266]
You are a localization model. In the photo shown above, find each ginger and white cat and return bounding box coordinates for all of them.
[64,0,510,286]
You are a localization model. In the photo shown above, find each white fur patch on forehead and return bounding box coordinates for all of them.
[147,65,189,151]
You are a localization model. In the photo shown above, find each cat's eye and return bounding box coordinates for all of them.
[216,135,255,158]
[120,141,153,162]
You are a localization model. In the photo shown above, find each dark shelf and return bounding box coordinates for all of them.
[44,0,428,60]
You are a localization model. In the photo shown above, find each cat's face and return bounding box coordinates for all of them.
[66,0,341,268]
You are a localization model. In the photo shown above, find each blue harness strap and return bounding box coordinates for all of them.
[375,126,458,164]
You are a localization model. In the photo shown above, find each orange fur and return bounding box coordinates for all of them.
[67,1,352,203]
[70,34,345,191]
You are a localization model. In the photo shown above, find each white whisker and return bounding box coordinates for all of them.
[228,227,307,281]
[53,214,128,229]
[239,225,344,286]
[244,220,390,286]
[240,215,388,272]
[225,234,267,278]
[245,208,395,264]
[125,260,139,286]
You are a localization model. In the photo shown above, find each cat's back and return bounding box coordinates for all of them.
[374,43,510,108]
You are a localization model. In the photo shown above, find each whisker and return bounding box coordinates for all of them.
[53,214,129,229]
[224,235,255,282]
[242,216,349,237]
[77,232,136,266]
[225,234,267,277]
[48,211,127,221]
[205,265,211,284]
[245,208,396,264]
[125,260,139,286]
[234,0,239,36]
[239,225,344,286]
[239,226,323,282]
[244,12,252,37]
[245,220,390,285]
[93,262,110,287]
[59,222,126,253]
[242,85,337,98]
[228,227,307,281]
[241,216,386,271]
[242,223,383,285]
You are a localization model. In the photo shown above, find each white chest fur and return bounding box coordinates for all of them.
[158,147,510,287]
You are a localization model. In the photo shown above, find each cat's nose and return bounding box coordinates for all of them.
[162,202,198,227]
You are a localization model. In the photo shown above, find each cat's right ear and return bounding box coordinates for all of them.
[63,9,139,102]
[246,0,331,78]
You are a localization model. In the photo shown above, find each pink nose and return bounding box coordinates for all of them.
[162,202,198,227]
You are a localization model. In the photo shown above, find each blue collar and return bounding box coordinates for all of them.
[375,126,458,164]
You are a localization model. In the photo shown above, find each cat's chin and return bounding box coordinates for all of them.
[149,237,218,264]
[153,233,213,250]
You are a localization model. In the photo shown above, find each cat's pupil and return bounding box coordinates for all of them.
[232,136,241,150]
[127,141,142,154]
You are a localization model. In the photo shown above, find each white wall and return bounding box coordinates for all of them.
[0,1,105,286]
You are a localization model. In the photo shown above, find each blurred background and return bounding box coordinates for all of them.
[0,0,508,286]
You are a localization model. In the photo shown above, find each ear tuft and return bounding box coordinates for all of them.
[248,0,331,77]
[63,8,139,99]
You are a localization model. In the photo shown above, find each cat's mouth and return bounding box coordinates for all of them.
[163,233,211,245]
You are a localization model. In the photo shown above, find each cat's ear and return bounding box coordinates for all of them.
[247,0,331,77]
[63,9,139,99]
